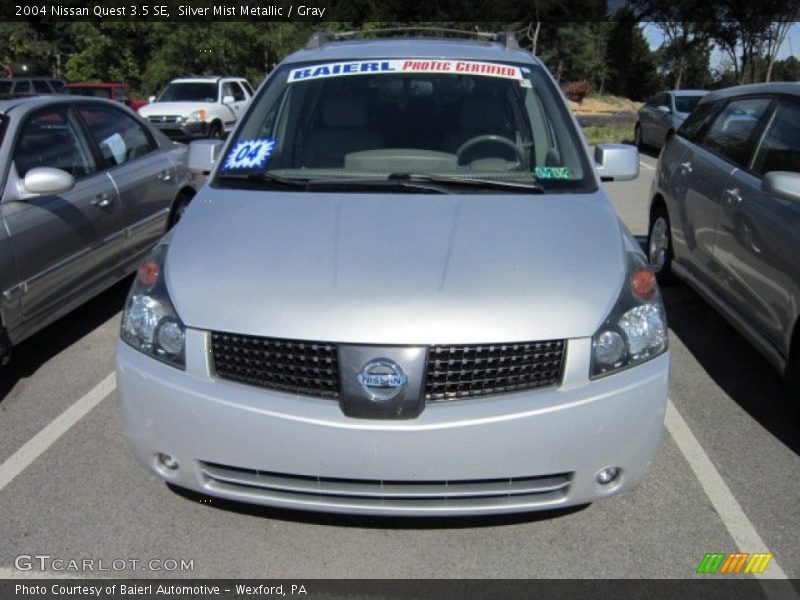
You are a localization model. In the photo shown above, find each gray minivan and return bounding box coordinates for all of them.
[647,83,800,394]
[116,30,669,516]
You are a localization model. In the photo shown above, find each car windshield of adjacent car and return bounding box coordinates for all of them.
[675,95,703,114]
[214,58,594,192]
[68,86,113,99]
[156,82,218,102]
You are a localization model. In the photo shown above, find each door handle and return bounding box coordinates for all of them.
[722,188,742,205]
[157,169,172,182]
[91,193,113,208]
[680,162,692,175]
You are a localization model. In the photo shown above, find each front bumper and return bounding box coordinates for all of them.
[117,331,668,516]
[148,120,209,141]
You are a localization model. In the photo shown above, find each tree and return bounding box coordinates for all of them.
[631,0,716,89]
[605,8,661,100]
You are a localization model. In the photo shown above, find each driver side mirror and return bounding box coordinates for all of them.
[762,171,800,203]
[148,95,156,103]
[657,105,671,113]
[23,167,75,195]
[594,144,639,181]
[222,95,235,105]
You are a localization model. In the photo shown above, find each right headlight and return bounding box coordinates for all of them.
[590,252,668,378]
[121,242,186,370]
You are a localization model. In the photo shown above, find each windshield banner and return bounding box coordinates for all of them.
[288,59,524,83]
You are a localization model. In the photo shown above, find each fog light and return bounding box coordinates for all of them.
[596,467,620,485]
[157,453,179,470]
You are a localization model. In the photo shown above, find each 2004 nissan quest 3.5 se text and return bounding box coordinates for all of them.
[115,30,669,516]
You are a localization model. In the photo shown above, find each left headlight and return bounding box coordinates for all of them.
[121,243,186,369]
[590,251,668,378]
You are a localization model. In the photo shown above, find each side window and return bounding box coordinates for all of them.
[14,107,97,179]
[678,100,722,142]
[234,82,248,101]
[223,82,245,102]
[700,98,771,167]
[33,81,51,93]
[78,104,156,167]
[13,80,33,93]
[115,87,129,104]
[750,100,800,176]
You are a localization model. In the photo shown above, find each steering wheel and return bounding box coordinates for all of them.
[455,134,525,168]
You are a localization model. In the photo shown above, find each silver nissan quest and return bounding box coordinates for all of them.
[116,30,669,516]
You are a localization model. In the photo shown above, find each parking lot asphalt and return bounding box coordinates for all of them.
[0,153,798,581]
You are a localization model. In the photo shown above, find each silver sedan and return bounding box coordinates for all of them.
[0,96,197,363]
[635,90,707,150]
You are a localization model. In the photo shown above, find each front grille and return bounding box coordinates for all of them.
[147,115,181,123]
[424,340,565,401]
[211,332,340,398]
[200,461,572,509]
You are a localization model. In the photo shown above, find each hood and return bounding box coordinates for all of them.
[138,101,212,117]
[166,189,626,345]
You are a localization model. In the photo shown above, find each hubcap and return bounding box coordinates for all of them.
[649,217,668,272]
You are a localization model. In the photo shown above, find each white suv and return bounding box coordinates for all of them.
[138,76,253,141]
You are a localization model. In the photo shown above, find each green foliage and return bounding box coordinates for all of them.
[605,8,662,100]
[4,15,793,104]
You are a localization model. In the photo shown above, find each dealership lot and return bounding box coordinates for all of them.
[0,153,798,580]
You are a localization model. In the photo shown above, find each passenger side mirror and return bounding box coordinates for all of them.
[148,95,156,103]
[594,144,639,181]
[762,171,800,203]
[656,105,671,113]
[222,95,235,105]
[22,167,75,195]
[188,139,224,173]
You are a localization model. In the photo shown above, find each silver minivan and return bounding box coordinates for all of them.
[647,83,800,395]
[116,31,669,516]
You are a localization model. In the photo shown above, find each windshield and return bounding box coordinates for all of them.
[215,59,594,192]
[675,95,704,114]
[156,82,217,102]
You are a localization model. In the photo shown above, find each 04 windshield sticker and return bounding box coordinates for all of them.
[287,60,524,83]
[535,166,573,179]
[222,138,276,170]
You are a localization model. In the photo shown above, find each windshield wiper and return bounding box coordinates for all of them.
[303,177,453,194]
[388,173,546,193]
[215,172,309,188]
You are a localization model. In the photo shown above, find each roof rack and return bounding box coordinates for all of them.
[304,28,520,50]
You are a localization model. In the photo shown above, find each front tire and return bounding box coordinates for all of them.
[648,204,676,285]
[168,192,194,229]
[208,121,223,139]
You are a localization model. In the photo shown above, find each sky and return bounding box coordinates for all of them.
[641,22,799,69]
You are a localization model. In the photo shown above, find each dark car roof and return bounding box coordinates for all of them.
[65,82,126,88]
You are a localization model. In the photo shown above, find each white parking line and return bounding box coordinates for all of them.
[639,160,656,171]
[665,399,796,592]
[0,373,116,493]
